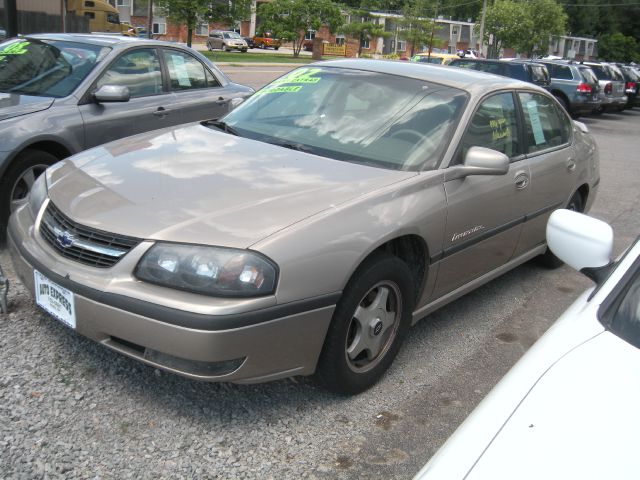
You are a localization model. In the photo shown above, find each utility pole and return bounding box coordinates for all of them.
[478,0,487,57]
[61,0,67,33]
[147,0,154,39]
[427,1,438,60]
[4,0,18,38]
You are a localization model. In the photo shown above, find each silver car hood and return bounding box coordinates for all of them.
[47,124,416,248]
[0,93,54,122]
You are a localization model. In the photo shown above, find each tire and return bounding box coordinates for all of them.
[207,42,212,52]
[536,191,584,269]
[316,253,415,395]
[274,46,279,51]
[0,149,58,243]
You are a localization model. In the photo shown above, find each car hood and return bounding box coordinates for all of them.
[47,123,415,248]
[0,93,54,122]
[466,331,640,479]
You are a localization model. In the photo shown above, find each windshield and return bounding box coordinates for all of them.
[0,38,108,98]
[221,66,467,171]
[224,32,242,39]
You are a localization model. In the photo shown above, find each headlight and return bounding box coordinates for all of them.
[135,243,278,297]
[29,172,48,217]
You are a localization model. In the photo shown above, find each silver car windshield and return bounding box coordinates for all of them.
[224,32,242,39]
[222,66,467,171]
[0,38,109,98]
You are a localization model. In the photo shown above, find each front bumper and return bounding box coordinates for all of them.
[8,206,336,384]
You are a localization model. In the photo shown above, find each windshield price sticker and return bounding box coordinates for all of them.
[272,68,322,85]
[257,85,303,95]
[34,270,76,329]
[0,40,30,62]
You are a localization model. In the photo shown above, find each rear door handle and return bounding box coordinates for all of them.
[216,96,228,106]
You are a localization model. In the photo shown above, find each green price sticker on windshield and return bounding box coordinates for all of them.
[0,41,30,63]
[272,68,322,85]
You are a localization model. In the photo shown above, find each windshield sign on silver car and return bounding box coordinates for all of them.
[8,60,600,394]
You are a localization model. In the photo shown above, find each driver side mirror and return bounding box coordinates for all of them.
[94,85,130,103]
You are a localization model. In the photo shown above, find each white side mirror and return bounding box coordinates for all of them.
[546,209,613,272]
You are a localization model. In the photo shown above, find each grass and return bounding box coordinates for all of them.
[202,51,314,64]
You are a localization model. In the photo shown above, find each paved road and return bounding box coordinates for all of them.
[219,65,299,91]
[0,97,638,478]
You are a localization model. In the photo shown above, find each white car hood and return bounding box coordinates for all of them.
[468,330,640,479]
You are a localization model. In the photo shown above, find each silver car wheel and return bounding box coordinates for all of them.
[345,281,403,373]
[10,163,49,212]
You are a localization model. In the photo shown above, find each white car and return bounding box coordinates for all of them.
[415,209,640,480]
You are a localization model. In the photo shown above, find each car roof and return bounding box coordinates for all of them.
[318,59,535,94]
[24,32,179,49]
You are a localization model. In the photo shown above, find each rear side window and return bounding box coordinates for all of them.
[163,49,214,90]
[519,92,571,154]
[552,65,573,80]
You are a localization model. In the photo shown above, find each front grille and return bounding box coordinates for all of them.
[40,202,140,268]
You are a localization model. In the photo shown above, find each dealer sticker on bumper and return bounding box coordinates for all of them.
[34,270,76,329]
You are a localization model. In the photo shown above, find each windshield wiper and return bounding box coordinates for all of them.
[206,120,240,136]
[269,140,313,153]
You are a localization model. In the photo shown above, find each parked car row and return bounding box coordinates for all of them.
[423,56,639,119]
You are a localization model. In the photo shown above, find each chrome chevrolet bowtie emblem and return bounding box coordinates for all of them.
[56,231,76,249]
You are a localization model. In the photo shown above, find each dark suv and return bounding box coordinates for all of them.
[537,60,601,118]
[448,58,551,90]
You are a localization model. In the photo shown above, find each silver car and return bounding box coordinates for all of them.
[0,33,254,241]
[206,30,248,52]
[7,60,600,394]
[583,61,628,113]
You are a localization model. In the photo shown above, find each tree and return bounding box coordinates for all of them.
[155,0,211,47]
[258,0,344,57]
[397,0,437,57]
[598,32,640,63]
[207,0,252,30]
[340,10,389,56]
[483,0,565,58]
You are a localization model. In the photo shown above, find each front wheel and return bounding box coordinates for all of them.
[316,253,414,395]
[536,191,584,269]
[0,149,58,242]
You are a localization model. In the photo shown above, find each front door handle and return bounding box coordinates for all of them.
[567,157,576,171]
[153,107,170,117]
[216,96,228,106]
[514,171,529,189]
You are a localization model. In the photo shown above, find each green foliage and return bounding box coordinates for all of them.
[597,32,640,63]
[259,0,344,57]
[207,0,252,28]
[340,9,389,56]
[483,0,566,57]
[155,0,211,47]
[397,0,437,57]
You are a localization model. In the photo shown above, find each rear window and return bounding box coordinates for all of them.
[589,65,612,80]
[579,67,598,84]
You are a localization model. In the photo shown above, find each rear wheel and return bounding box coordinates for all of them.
[536,191,584,269]
[316,253,414,395]
[0,149,58,242]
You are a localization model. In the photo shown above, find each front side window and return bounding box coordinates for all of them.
[518,92,570,154]
[97,48,162,98]
[162,49,210,91]
[458,92,518,162]
[0,38,107,97]
[608,260,640,349]
[222,67,467,171]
